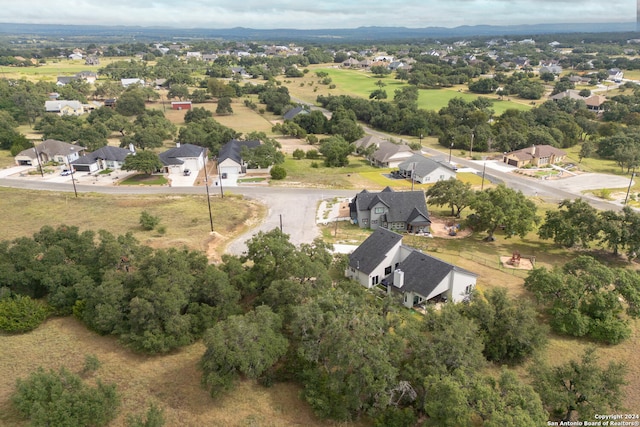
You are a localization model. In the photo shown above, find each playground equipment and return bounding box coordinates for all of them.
[507,251,521,267]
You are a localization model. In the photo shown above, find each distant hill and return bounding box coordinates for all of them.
[0,22,635,42]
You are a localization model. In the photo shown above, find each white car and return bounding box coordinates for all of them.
[60,169,72,176]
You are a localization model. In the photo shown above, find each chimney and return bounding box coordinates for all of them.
[394,269,404,289]
[176,141,181,148]
[531,145,536,156]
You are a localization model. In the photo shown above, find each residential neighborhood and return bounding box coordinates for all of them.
[1,19,640,427]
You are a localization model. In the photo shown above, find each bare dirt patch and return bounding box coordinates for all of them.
[429,215,472,239]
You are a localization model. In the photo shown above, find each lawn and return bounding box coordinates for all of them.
[0,58,121,82]
[276,156,382,189]
[120,173,168,186]
[282,65,532,115]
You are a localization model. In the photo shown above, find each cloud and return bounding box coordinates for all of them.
[0,0,633,29]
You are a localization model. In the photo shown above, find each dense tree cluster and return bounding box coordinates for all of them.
[1,225,559,424]
[539,201,640,259]
[525,255,640,344]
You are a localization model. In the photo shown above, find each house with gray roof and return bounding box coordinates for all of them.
[15,139,86,167]
[159,142,207,175]
[345,227,477,306]
[217,139,261,179]
[283,105,309,121]
[45,100,84,116]
[350,187,430,233]
[398,154,456,184]
[369,141,414,168]
[71,145,134,172]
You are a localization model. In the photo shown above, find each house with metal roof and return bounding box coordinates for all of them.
[349,186,431,233]
[345,227,477,306]
[397,154,457,184]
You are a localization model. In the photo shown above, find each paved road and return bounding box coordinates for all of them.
[0,174,353,255]
[0,131,634,256]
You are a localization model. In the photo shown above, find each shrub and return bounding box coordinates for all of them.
[306,149,320,159]
[12,367,120,427]
[311,162,320,168]
[306,134,318,145]
[270,165,287,180]
[139,211,160,230]
[292,149,305,160]
[82,354,101,375]
[0,294,50,333]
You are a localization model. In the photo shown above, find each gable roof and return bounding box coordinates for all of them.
[45,100,83,112]
[507,144,566,161]
[370,141,413,163]
[218,139,261,164]
[72,146,133,165]
[389,249,477,297]
[352,187,430,225]
[18,139,86,158]
[353,135,385,151]
[159,143,206,166]
[283,105,309,120]
[398,154,452,176]
[348,227,403,274]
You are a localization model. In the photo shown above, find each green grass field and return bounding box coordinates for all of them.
[283,66,532,115]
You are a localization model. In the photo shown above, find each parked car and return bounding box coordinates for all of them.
[60,169,72,176]
[183,169,191,176]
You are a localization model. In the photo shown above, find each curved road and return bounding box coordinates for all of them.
[0,127,632,256]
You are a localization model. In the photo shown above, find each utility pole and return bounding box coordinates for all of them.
[67,154,78,198]
[449,141,453,163]
[203,160,214,232]
[625,170,636,205]
[470,131,474,158]
[481,161,486,190]
[33,141,44,177]
[216,158,224,198]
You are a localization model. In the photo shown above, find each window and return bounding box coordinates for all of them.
[371,220,378,225]
[385,266,392,275]
[465,284,474,295]
[395,263,399,269]
[362,219,368,225]
[374,207,384,214]
[371,275,379,285]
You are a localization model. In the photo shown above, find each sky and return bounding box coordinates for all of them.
[0,0,635,30]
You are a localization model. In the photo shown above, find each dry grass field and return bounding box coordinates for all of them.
[1,317,365,427]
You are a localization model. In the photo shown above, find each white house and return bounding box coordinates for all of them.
[398,154,457,184]
[15,139,86,167]
[159,142,207,175]
[369,141,414,168]
[71,145,134,173]
[345,227,477,307]
[45,100,85,116]
[217,139,261,180]
[121,78,145,88]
